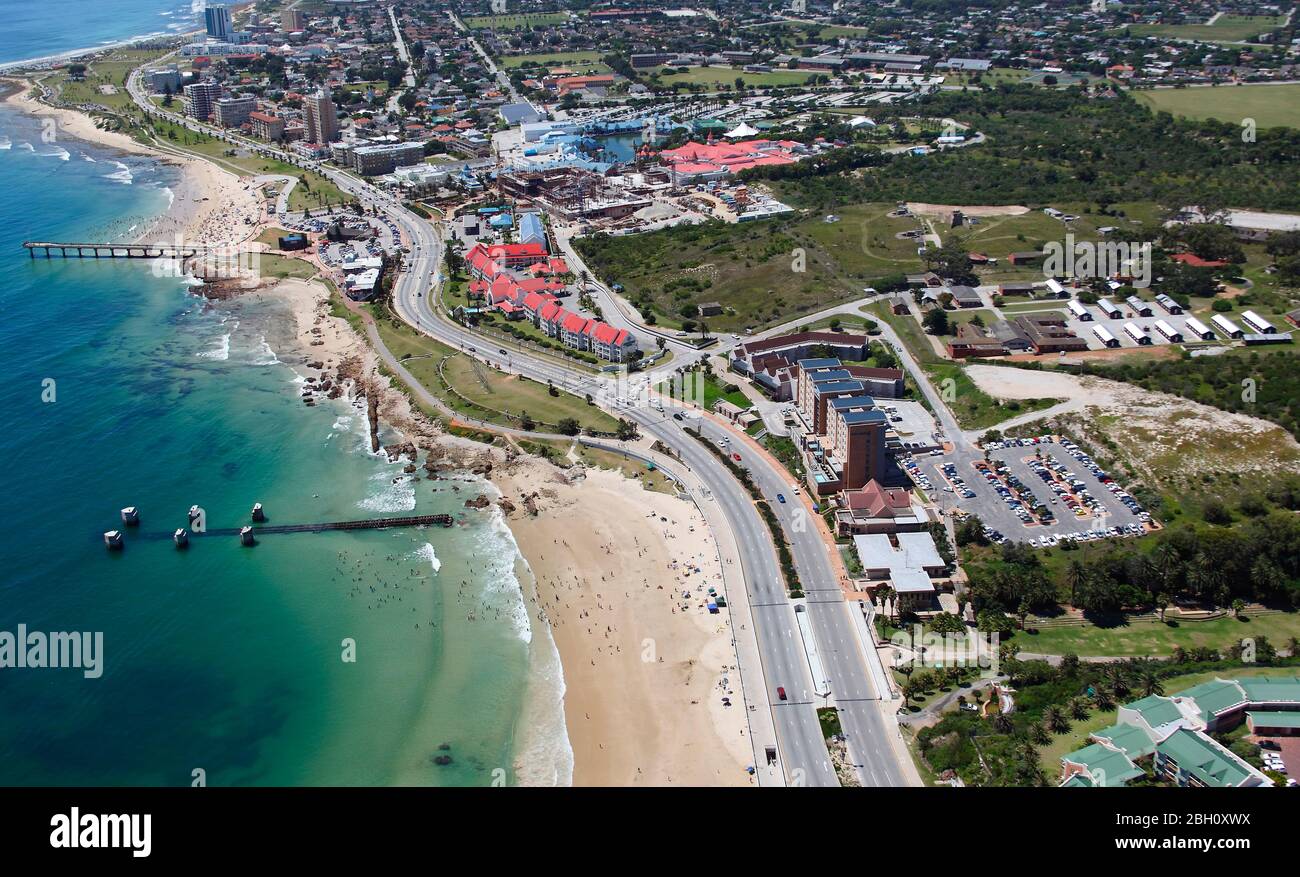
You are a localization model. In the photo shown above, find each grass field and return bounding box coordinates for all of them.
[576,209,892,331]
[942,67,1032,88]
[1126,14,1286,44]
[464,12,568,30]
[1132,83,1300,130]
[44,48,170,114]
[376,318,618,433]
[258,254,318,280]
[499,50,609,71]
[649,66,819,89]
[1017,611,1300,659]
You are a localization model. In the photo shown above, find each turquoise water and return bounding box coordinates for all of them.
[0,0,198,65]
[0,100,567,784]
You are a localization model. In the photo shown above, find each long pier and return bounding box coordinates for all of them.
[129,513,454,542]
[23,240,219,260]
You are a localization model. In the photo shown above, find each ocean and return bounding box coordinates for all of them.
[0,0,200,66]
[0,66,570,782]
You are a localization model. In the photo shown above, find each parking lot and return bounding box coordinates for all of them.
[920,434,1153,546]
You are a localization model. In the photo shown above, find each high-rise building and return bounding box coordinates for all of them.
[204,4,232,41]
[304,90,339,145]
[213,95,257,128]
[281,9,306,32]
[182,81,222,121]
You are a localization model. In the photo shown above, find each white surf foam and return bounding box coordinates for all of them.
[104,161,133,184]
[357,471,416,513]
[412,543,442,574]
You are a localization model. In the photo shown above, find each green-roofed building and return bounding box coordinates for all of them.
[692,119,728,133]
[1176,679,1247,727]
[1154,728,1267,788]
[1092,722,1158,759]
[1119,694,1186,733]
[1236,676,1300,707]
[1246,711,1300,735]
[1060,742,1145,788]
[1061,772,1095,788]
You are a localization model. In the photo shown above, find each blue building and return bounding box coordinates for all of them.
[518,213,547,251]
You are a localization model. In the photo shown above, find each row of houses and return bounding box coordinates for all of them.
[463,242,637,362]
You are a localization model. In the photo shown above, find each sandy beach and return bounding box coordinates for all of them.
[496,457,754,787]
[2,78,261,247]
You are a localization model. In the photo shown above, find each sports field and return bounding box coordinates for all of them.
[1126,14,1286,43]
[1132,83,1300,130]
[650,65,819,88]
[499,50,608,70]
[464,12,568,30]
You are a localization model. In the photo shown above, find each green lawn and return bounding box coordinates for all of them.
[376,318,618,434]
[1126,14,1286,44]
[44,48,170,114]
[500,50,609,71]
[943,67,1032,88]
[464,12,568,29]
[1017,611,1300,659]
[649,66,820,89]
[258,254,318,280]
[1132,83,1300,131]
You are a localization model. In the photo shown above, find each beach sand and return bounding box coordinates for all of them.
[2,78,261,247]
[496,457,754,787]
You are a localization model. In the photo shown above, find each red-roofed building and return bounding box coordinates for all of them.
[835,479,927,536]
[1171,252,1229,269]
[560,311,593,350]
[588,321,638,362]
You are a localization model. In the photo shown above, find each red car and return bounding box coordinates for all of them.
[777,686,787,701]
[732,453,742,462]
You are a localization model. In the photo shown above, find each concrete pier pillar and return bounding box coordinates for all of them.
[251,502,265,522]
[120,506,140,526]
[239,526,256,546]
[104,530,124,550]
[173,528,189,548]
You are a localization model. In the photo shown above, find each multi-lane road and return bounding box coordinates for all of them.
[120,66,915,787]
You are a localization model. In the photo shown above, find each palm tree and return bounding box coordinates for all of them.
[1066,559,1088,607]
[1231,598,1245,618]
[1155,592,1171,622]
[1028,722,1050,746]
[878,585,896,622]
[1043,705,1070,734]
[1092,688,1115,712]
[1133,659,1163,697]
[992,713,1014,734]
[1102,664,1129,699]
[1068,696,1091,721]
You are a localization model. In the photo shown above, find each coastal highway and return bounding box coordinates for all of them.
[120,71,907,786]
